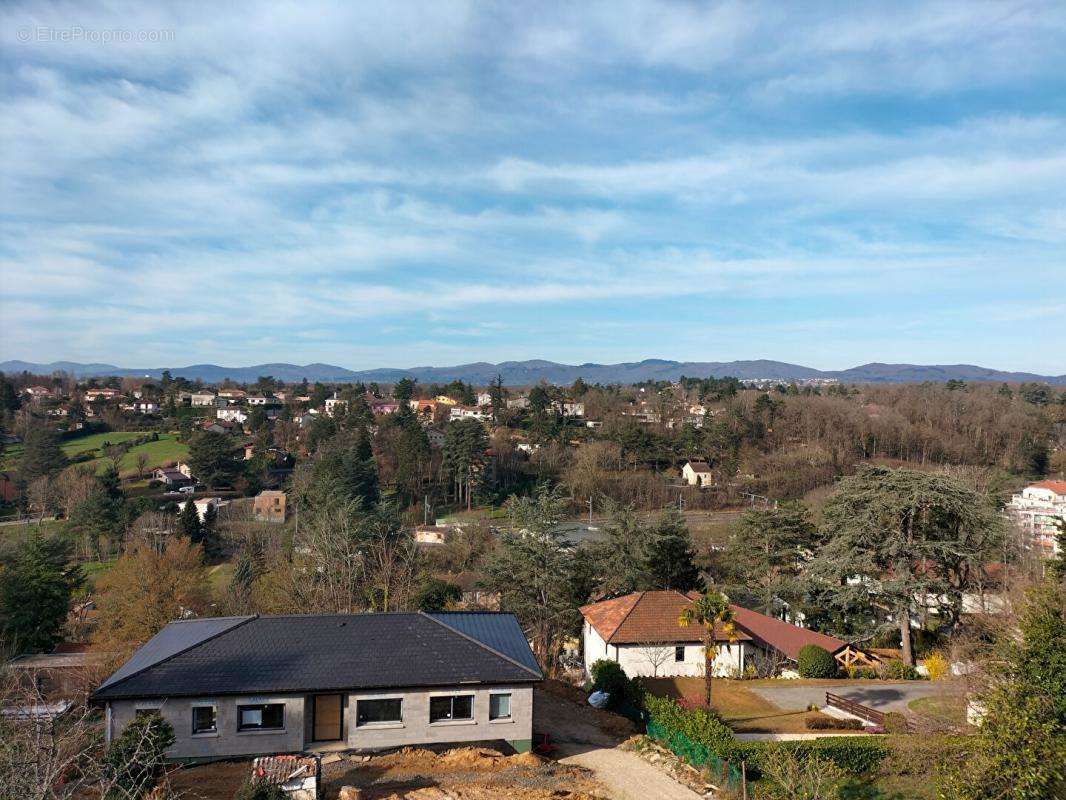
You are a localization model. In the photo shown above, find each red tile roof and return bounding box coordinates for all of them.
[1032,480,1066,495]
[580,591,750,645]
[580,590,846,659]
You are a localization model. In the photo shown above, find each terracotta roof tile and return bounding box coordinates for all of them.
[581,591,750,644]
[581,591,847,659]
[1032,480,1066,495]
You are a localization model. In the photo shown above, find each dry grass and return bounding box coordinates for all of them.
[642,677,826,733]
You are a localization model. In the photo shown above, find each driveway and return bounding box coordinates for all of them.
[534,686,703,800]
[749,681,959,715]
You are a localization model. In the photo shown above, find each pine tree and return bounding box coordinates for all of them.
[18,424,68,485]
[646,507,703,591]
[178,500,201,541]
[0,534,83,652]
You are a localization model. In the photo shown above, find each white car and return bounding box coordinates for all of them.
[177,485,196,494]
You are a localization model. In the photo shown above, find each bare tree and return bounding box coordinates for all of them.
[135,452,150,481]
[635,643,677,677]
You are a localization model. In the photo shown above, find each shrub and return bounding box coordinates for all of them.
[859,667,879,679]
[233,781,287,800]
[806,715,863,730]
[103,712,175,799]
[797,644,838,679]
[590,659,640,709]
[734,737,888,776]
[644,693,735,752]
[756,745,847,800]
[882,660,920,680]
[882,712,910,734]
[922,652,950,681]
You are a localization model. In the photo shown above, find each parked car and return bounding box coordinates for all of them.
[177,485,196,494]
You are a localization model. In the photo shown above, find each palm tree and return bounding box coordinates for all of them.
[678,589,736,708]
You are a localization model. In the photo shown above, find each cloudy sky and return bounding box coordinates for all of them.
[1,1,1064,373]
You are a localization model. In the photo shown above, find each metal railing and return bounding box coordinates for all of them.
[825,692,916,732]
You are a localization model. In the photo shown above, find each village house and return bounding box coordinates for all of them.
[218,407,249,424]
[580,591,872,679]
[190,392,219,407]
[85,388,121,402]
[177,497,224,522]
[91,612,540,760]
[253,490,287,523]
[153,467,193,489]
[324,395,347,417]
[247,395,280,406]
[449,405,491,422]
[371,401,400,415]
[1006,480,1066,556]
[217,389,247,400]
[476,392,493,407]
[434,395,458,406]
[505,397,529,410]
[681,460,714,487]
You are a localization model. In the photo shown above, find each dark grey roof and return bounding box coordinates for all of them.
[427,612,541,674]
[92,612,540,701]
[97,616,253,692]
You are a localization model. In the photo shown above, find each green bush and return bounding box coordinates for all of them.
[644,693,734,751]
[859,667,879,679]
[734,737,888,777]
[233,781,287,800]
[882,660,920,680]
[590,659,639,707]
[103,712,175,799]
[805,715,863,730]
[797,644,838,678]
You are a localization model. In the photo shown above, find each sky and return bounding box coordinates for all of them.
[1,1,1065,374]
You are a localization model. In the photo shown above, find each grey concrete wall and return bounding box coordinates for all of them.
[108,694,306,760]
[108,684,534,759]
[347,685,533,751]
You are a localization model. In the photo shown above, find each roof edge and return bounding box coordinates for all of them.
[92,615,258,699]
[421,612,542,679]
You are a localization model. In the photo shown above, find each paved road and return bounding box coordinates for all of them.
[750,681,957,714]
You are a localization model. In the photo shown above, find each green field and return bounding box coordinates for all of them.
[2,431,188,477]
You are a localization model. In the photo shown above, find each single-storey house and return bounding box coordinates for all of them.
[91,611,541,761]
[580,591,870,678]
[154,467,193,489]
[253,490,287,523]
[681,461,714,487]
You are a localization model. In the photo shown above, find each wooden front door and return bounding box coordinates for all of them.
[312,694,343,742]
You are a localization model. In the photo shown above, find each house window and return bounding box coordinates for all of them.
[192,705,216,735]
[237,703,284,731]
[489,693,511,721]
[429,695,473,723]
[356,698,403,727]
[675,645,685,662]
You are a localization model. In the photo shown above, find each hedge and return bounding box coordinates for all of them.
[643,694,888,778]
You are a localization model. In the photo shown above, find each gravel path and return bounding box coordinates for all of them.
[558,745,704,800]
[535,687,703,800]
[750,681,956,714]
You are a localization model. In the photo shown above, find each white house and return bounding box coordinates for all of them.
[324,395,348,417]
[217,407,249,424]
[177,497,224,522]
[476,392,493,408]
[681,461,714,487]
[450,406,491,422]
[580,590,857,679]
[1006,480,1066,556]
[190,392,219,407]
[247,395,280,406]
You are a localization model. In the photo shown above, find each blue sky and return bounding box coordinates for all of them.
[1,1,1064,373]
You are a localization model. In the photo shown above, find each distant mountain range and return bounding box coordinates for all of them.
[2,358,1064,386]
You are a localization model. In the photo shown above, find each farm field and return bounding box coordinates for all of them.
[2,431,188,477]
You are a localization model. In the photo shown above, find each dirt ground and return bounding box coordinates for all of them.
[167,746,607,800]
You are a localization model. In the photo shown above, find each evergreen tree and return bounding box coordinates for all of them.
[723,501,816,617]
[187,430,241,488]
[0,535,83,652]
[18,424,68,485]
[178,500,201,541]
[443,419,489,510]
[646,507,703,591]
[393,377,416,402]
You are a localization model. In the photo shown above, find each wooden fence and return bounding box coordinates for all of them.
[825,692,917,732]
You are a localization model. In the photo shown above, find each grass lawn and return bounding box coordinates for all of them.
[908,694,968,727]
[2,431,188,477]
[643,676,829,733]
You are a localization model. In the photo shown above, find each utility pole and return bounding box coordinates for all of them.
[424,495,430,526]
[588,495,593,524]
